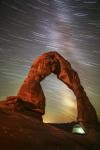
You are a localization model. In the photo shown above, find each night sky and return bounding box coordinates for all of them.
[0,0,100,123]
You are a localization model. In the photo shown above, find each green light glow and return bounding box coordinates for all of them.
[72,124,86,135]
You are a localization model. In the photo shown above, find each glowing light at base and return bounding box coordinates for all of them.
[72,124,86,135]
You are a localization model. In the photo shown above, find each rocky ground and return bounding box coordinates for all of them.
[0,107,100,150]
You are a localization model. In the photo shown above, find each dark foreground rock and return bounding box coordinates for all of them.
[0,107,100,150]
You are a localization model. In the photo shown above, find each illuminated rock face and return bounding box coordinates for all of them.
[17,51,98,126]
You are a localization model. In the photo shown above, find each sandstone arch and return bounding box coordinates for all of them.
[17,51,99,126]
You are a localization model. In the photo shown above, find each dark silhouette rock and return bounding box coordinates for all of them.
[0,110,99,150]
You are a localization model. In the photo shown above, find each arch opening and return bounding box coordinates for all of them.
[41,74,77,123]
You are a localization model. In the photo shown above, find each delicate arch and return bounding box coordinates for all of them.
[17,51,98,126]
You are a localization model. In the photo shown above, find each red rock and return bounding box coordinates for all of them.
[0,51,99,150]
[16,51,99,127]
[0,51,99,126]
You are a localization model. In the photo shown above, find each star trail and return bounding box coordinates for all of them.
[0,0,100,123]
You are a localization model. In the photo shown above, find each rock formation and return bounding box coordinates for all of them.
[0,51,100,150]
[0,51,99,127]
